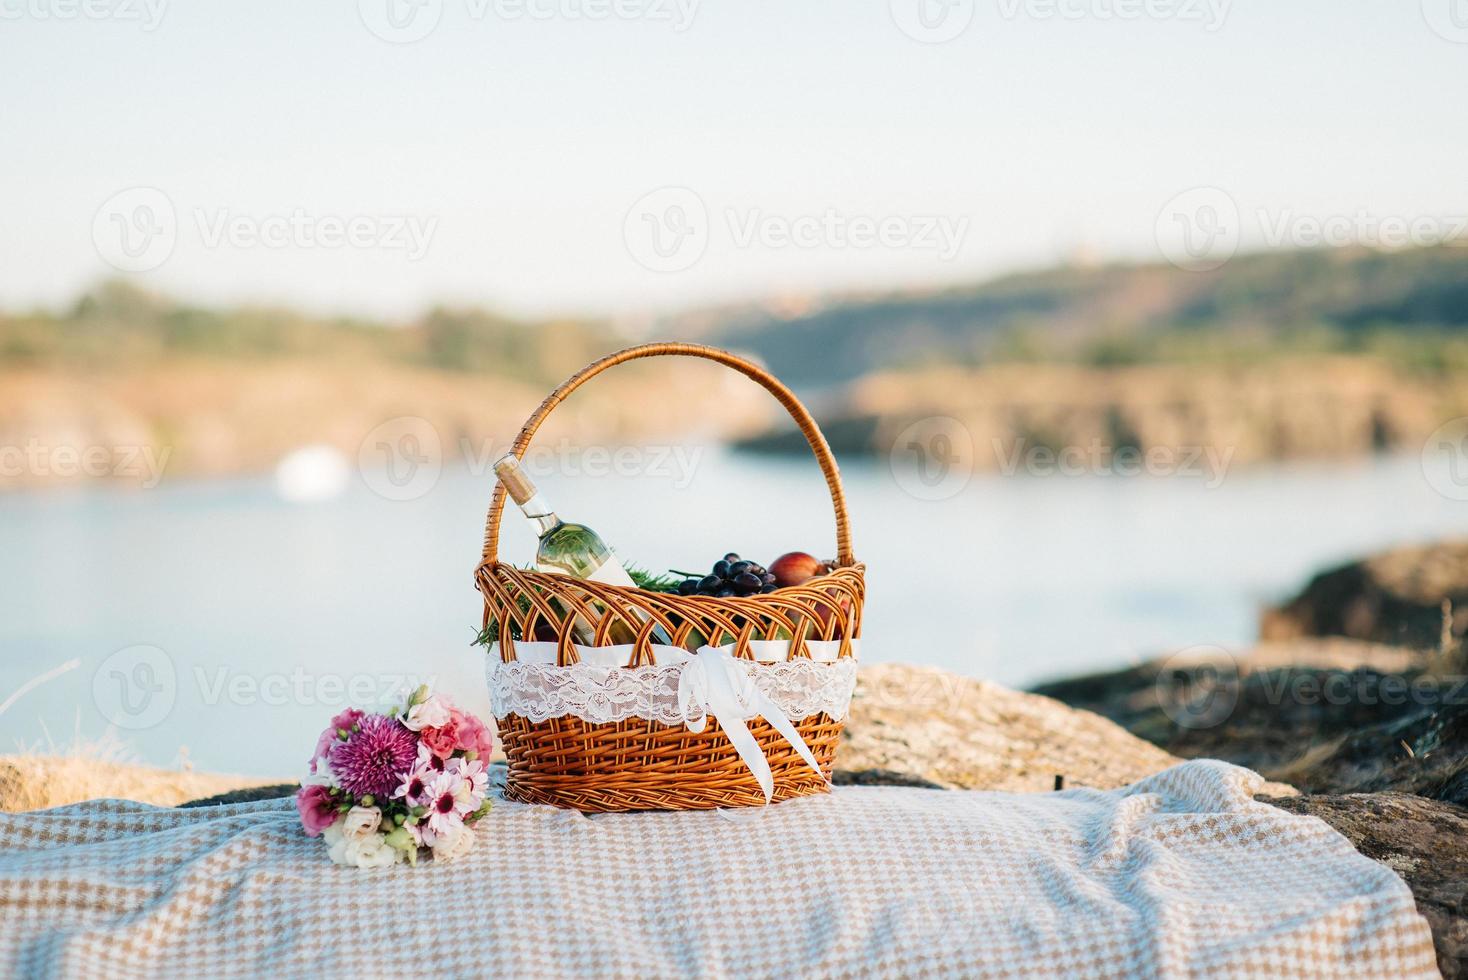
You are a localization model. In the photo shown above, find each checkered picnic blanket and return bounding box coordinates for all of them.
[0,760,1438,979]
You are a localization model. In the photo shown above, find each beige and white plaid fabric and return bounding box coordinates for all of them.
[0,760,1438,979]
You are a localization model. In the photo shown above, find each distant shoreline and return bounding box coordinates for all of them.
[733,356,1468,473]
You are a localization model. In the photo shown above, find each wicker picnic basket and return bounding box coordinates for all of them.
[475,342,864,812]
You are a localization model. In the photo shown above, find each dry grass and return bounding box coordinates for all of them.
[0,742,286,813]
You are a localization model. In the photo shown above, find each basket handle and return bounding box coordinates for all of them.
[481,342,854,567]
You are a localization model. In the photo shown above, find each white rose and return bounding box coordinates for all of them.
[341,805,382,841]
[430,824,476,863]
[331,832,401,870]
[403,694,450,732]
[354,834,402,870]
[326,827,350,866]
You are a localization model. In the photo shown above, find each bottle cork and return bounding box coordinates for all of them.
[493,453,536,505]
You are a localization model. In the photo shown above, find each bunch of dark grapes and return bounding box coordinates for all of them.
[676,553,778,597]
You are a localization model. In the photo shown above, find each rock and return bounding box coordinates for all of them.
[1263,793,1468,978]
[836,663,1190,792]
[0,755,287,813]
[1032,640,1467,803]
[832,769,945,789]
[179,785,298,808]
[1281,698,1468,805]
[1262,538,1468,652]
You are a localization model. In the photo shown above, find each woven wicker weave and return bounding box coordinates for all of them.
[475,342,864,812]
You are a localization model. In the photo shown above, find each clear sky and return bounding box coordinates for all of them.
[1,0,1464,319]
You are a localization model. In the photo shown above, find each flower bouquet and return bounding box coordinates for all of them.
[296,686,495,868]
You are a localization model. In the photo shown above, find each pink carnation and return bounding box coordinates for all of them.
[295,784,339,837]
[422,706,495,760]
[454,711,496,757]
[419,717,461,760]
[310,707,364,769]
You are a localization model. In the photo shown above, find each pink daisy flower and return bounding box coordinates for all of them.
[419,769,474,845]
[415,742,448,774]
[393,754,443,806]
[450,757,488,808]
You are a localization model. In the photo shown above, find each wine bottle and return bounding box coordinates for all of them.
[494,453,672,647]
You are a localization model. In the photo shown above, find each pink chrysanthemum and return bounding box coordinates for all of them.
[329,714,418,798]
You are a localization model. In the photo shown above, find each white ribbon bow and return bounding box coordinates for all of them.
[674,645,828,804]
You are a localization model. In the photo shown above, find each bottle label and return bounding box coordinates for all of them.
[580,550,673,648]
[585,553,636,589]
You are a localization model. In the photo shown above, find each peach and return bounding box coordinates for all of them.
[769,551,829,588]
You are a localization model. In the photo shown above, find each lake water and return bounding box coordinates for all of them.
[2,448,1463,778]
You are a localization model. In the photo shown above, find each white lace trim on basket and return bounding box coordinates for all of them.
[487,655,858,726]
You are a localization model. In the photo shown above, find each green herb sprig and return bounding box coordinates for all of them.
[624,564,683,593]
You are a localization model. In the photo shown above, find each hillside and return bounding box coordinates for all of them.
[697,245,1468,388]
[732,355,1468,468]
[0,282,773,488]
[7,244,1468,486]
[705,244,1468,466]
[0,280,620,384]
